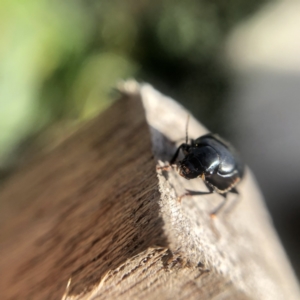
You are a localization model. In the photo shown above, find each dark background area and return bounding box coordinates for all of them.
[1,0,299,279]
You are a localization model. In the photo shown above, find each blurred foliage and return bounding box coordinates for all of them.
[0,0,268,170]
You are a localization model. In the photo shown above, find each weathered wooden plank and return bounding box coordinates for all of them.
[0,81,299,300]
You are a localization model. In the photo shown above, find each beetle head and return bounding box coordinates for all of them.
[178,155,202,179]
[178,146,220,180]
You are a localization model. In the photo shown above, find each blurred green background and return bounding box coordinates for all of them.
[2,0,300,282]
[0,0,266,171]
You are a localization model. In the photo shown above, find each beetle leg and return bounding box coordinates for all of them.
[158,143,190,172]
[185,189,213,196]
[223,187,241,214]
[210,194,228,218]
[170,143,188,164]
[156,163,178,172]
[177,189,212,203]
[210,188,240,217]
[177,183,213,203]
[230,187,239,195]
[204,183,215,193]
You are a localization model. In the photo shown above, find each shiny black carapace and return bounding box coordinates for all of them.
[170,133,244,215]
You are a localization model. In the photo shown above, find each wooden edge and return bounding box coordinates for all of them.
[64,80,300,299]
[122,80,300,299]
[0,80,299,300]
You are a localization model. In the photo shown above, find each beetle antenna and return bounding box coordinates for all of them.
[185,114,190,144]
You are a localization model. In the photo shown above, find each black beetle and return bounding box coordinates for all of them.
[167,126,244,215]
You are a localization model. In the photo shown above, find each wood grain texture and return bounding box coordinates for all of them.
[0,81,299,300]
